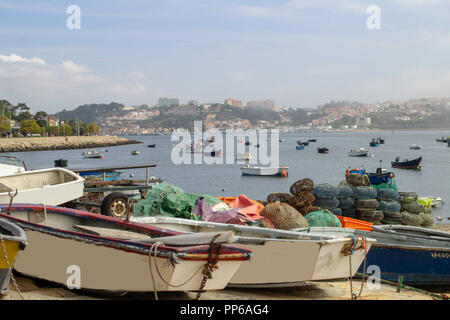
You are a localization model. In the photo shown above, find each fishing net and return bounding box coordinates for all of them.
[354,199,379,210]
[338,197,354,210]
[401,201,424,214]
[312,184,340,199]
[356,209,382,221]
[260,203,309,230]
[331,208,342,216]
[352,186,377,199]
[378,200,401,213]
[371,178,398,191]
[341,208,358,219]
[267,193,293,203]
[376,188,400,201]
[290,178,314,196]
[338,185,354,198]
[420,212,435,226]
[400,211,423,227]
[314,198,339,210]
[287,192,316,210]
[304,209,342,228]
[345,173,370,187]
[398,192,418,202]
[133,183,222,219]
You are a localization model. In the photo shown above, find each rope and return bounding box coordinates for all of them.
[0,235,23,300]
[42,204,47,225]
[341,235,368,300]
[148,241,204,300]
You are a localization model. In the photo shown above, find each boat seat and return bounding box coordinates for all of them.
[0,182,14,193]
[73,224,151,240]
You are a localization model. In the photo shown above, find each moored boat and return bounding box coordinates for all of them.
[131,150,140,155]
[391,156,422,169]
[409,144,422,150]
[0,219,27,294]
[240,166,288,177]
[296,145,305,150]
[0,168,85,206]
[0,204,251,293]
[369,139,379,147]
[147,144,156,148]
[317,147,329,154]
[82,149,104,159]
[296,139,309,146]
[348,148,369,157]
[302,225,450,286]
[436,136,448,143]
[236,153,252,161]
[132,216,375,287]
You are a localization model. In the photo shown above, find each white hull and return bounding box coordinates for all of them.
[132,217,375,287]
[348,150,369,157]
[241,166,288,176]
[0,168,84,205]
[0,163,25,176]
[14,230,242,292]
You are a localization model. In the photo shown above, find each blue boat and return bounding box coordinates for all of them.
[366,172,395,185]
[296,145,305,150]
[304,225,450,286]
[78,170,122,181]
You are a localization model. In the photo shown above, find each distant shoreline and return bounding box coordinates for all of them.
[0,136,142,153]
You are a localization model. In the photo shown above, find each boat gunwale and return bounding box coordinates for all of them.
[0,204,252,261]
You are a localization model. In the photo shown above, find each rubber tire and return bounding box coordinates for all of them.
[101,192,130,219]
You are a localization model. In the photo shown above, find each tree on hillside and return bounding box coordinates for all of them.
[86,122,100,135]
[20,119,42,136]
[0,116,11,133]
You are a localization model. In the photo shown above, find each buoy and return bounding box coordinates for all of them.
[281,171,287,177]
[389,173,394,178]
[101,156,104,159]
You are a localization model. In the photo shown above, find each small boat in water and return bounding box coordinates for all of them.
[304,225,450,286]
[348,148,369,157]
[0,156,27,176]
[0,219,27,294]
[236,153,252,161]
[82,149,104,159]
[378,137,385,144]
[369,139,379,147]
[0,168,85,206]
[54,159,68,168]
[131,150,140,155]
[391,156,422,169]
[0,204,251,293]
[296,139,309,146]
[296,145,305,150]
[132,216,375,287]
[436,136,448,143]
[241,166,288,177]
[147,144,156,148]
[409,144,422,150]
[308,139,317,142]
[185,142,204,153]
[317,147,329,154]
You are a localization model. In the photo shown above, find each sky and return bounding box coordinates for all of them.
[1,0,450,113]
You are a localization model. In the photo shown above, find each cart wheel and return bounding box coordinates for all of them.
[101,192,130,219]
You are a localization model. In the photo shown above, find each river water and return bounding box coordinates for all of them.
[4,129,450,220]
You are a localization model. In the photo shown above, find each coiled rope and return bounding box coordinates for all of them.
[341,235,368,300]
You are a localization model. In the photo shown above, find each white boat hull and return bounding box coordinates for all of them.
[14,230,242,292]
[132,217,374,287]
[241,167,288,176]
[0,168,84,206]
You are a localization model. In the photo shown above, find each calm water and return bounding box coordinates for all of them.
[5,130,450,220]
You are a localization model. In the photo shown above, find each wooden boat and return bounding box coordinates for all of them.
[131,150,140,155]
[391,156,422,169]
[366,171,395,185]
[0,219,27,294]
[0,204,251,293]
[348,148,369,157]
[409,144,422,150]
[82,149,104,159]
[303,225,450,286]
[240,166,288,177]
[0,168,85,206]
[317,147,329,154]
[147,144,156,148]
[131,216,375,287]
[0,156,26,176]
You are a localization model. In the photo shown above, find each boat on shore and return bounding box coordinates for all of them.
[317,147,329,154]
[78,170,122,181]
[391,156,422,169]
[131,216,375,287]
[409,144,422,150]
[0,168,84,206]
[0,219,27,294]
[348,148,369,157]
[0,204,251,293]
[303,225,450,286]
[241,166,288,177]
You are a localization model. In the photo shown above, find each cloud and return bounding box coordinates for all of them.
[0,53,46,65]
[0,53,161,112]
